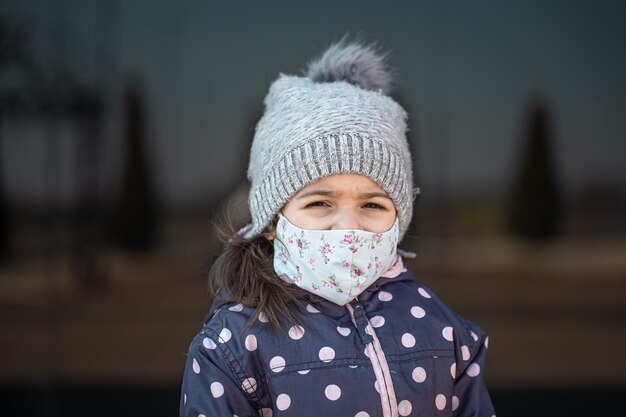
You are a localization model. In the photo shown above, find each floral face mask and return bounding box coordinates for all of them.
[273,213,399,306]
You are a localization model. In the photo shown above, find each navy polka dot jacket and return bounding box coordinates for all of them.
[180,263,496,417]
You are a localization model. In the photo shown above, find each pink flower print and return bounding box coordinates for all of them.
[368,233,383,249]
[318,238,333,264]
[311,283,320,292]
[321,274,343,293]
[367,262,372,270]
[339,232,362,253]
[287,237,294,245]
[292,233,310,257]
[294,266,302,285]
[376,261,383,269]
[321,243,332,254]
[342,234,353,245]
[351,235,363,253]
[308,258,316,269]
[353,268,363,277]
[344,261,351,269]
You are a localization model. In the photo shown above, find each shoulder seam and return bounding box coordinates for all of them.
[203,326,263,409]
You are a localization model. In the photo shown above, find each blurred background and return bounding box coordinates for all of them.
[1,0,625,415]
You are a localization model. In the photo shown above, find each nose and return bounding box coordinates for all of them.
[331,210,361,230]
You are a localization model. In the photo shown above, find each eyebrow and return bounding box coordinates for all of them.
[295,189,391,200]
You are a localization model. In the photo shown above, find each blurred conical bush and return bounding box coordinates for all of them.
[507,99,562,240]
[107,80,158,250]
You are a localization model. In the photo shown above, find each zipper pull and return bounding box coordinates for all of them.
[349,299,374,345]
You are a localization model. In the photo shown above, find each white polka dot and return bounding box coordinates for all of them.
[435,394,446,410]
[370,315,385,328]
[192,358,200,374]
[199,415,205,417]
[270,356,286,372]
[435,394,447,410]
[241,378,257,393]
[228,304,244,312]
[398,400,412,416]
[245,334,257,351]
[467,363,481,377]
[485,336,489,349]
[203,337,217,350]
[450,362,457,379]
[319,346,335,362]
[442,326,454,342]
[288,325,305,340]
[410,306,426,318]
[461,345,470,361]
[355,412,370,417]
[297,369,310,375]
[258,312,269,323]
[259,408,272,417]
[401,333,416,348]
[418,287,432,298]
[276,393,291,411]
[471,331,479,342]
[219,328,232,343]
[378,291,393,301]
[325,384,341,401]
[364,347,370,358]
[452,395,460,411]
[412,366,427,383]
[349,365,358,369]
[337,326,351,336]
[306,304,320,313]
[183,393,186,405]
[374,380,380,393]
[210,381,224,398]
[365,325,372,335]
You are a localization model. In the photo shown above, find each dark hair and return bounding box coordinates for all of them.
[206,218,301,331]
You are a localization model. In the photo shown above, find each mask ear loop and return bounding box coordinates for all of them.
[397,248,416,258]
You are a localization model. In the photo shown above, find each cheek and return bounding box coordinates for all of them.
[360,210,396,233]
[373,213,397,232]
[281,207,327,230]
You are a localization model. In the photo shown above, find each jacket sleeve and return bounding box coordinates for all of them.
[180,330,260,417]
[451,318,496,417]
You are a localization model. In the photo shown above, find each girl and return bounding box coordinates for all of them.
[180,39,496,417]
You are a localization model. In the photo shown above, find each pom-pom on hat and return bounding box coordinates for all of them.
[245,38,416,241]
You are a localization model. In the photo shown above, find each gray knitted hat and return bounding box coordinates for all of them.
[245,40,416,241]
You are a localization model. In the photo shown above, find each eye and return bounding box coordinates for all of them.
[363,202,386,210]
[305,201,329,208]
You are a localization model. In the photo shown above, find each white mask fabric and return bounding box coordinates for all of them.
[273,213,399,306]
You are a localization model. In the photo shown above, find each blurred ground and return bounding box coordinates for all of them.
[0,213,625,390]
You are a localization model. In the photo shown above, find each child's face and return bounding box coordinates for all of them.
[280,173,397,233]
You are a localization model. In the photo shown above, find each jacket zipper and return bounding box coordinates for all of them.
[347,300,399,417]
